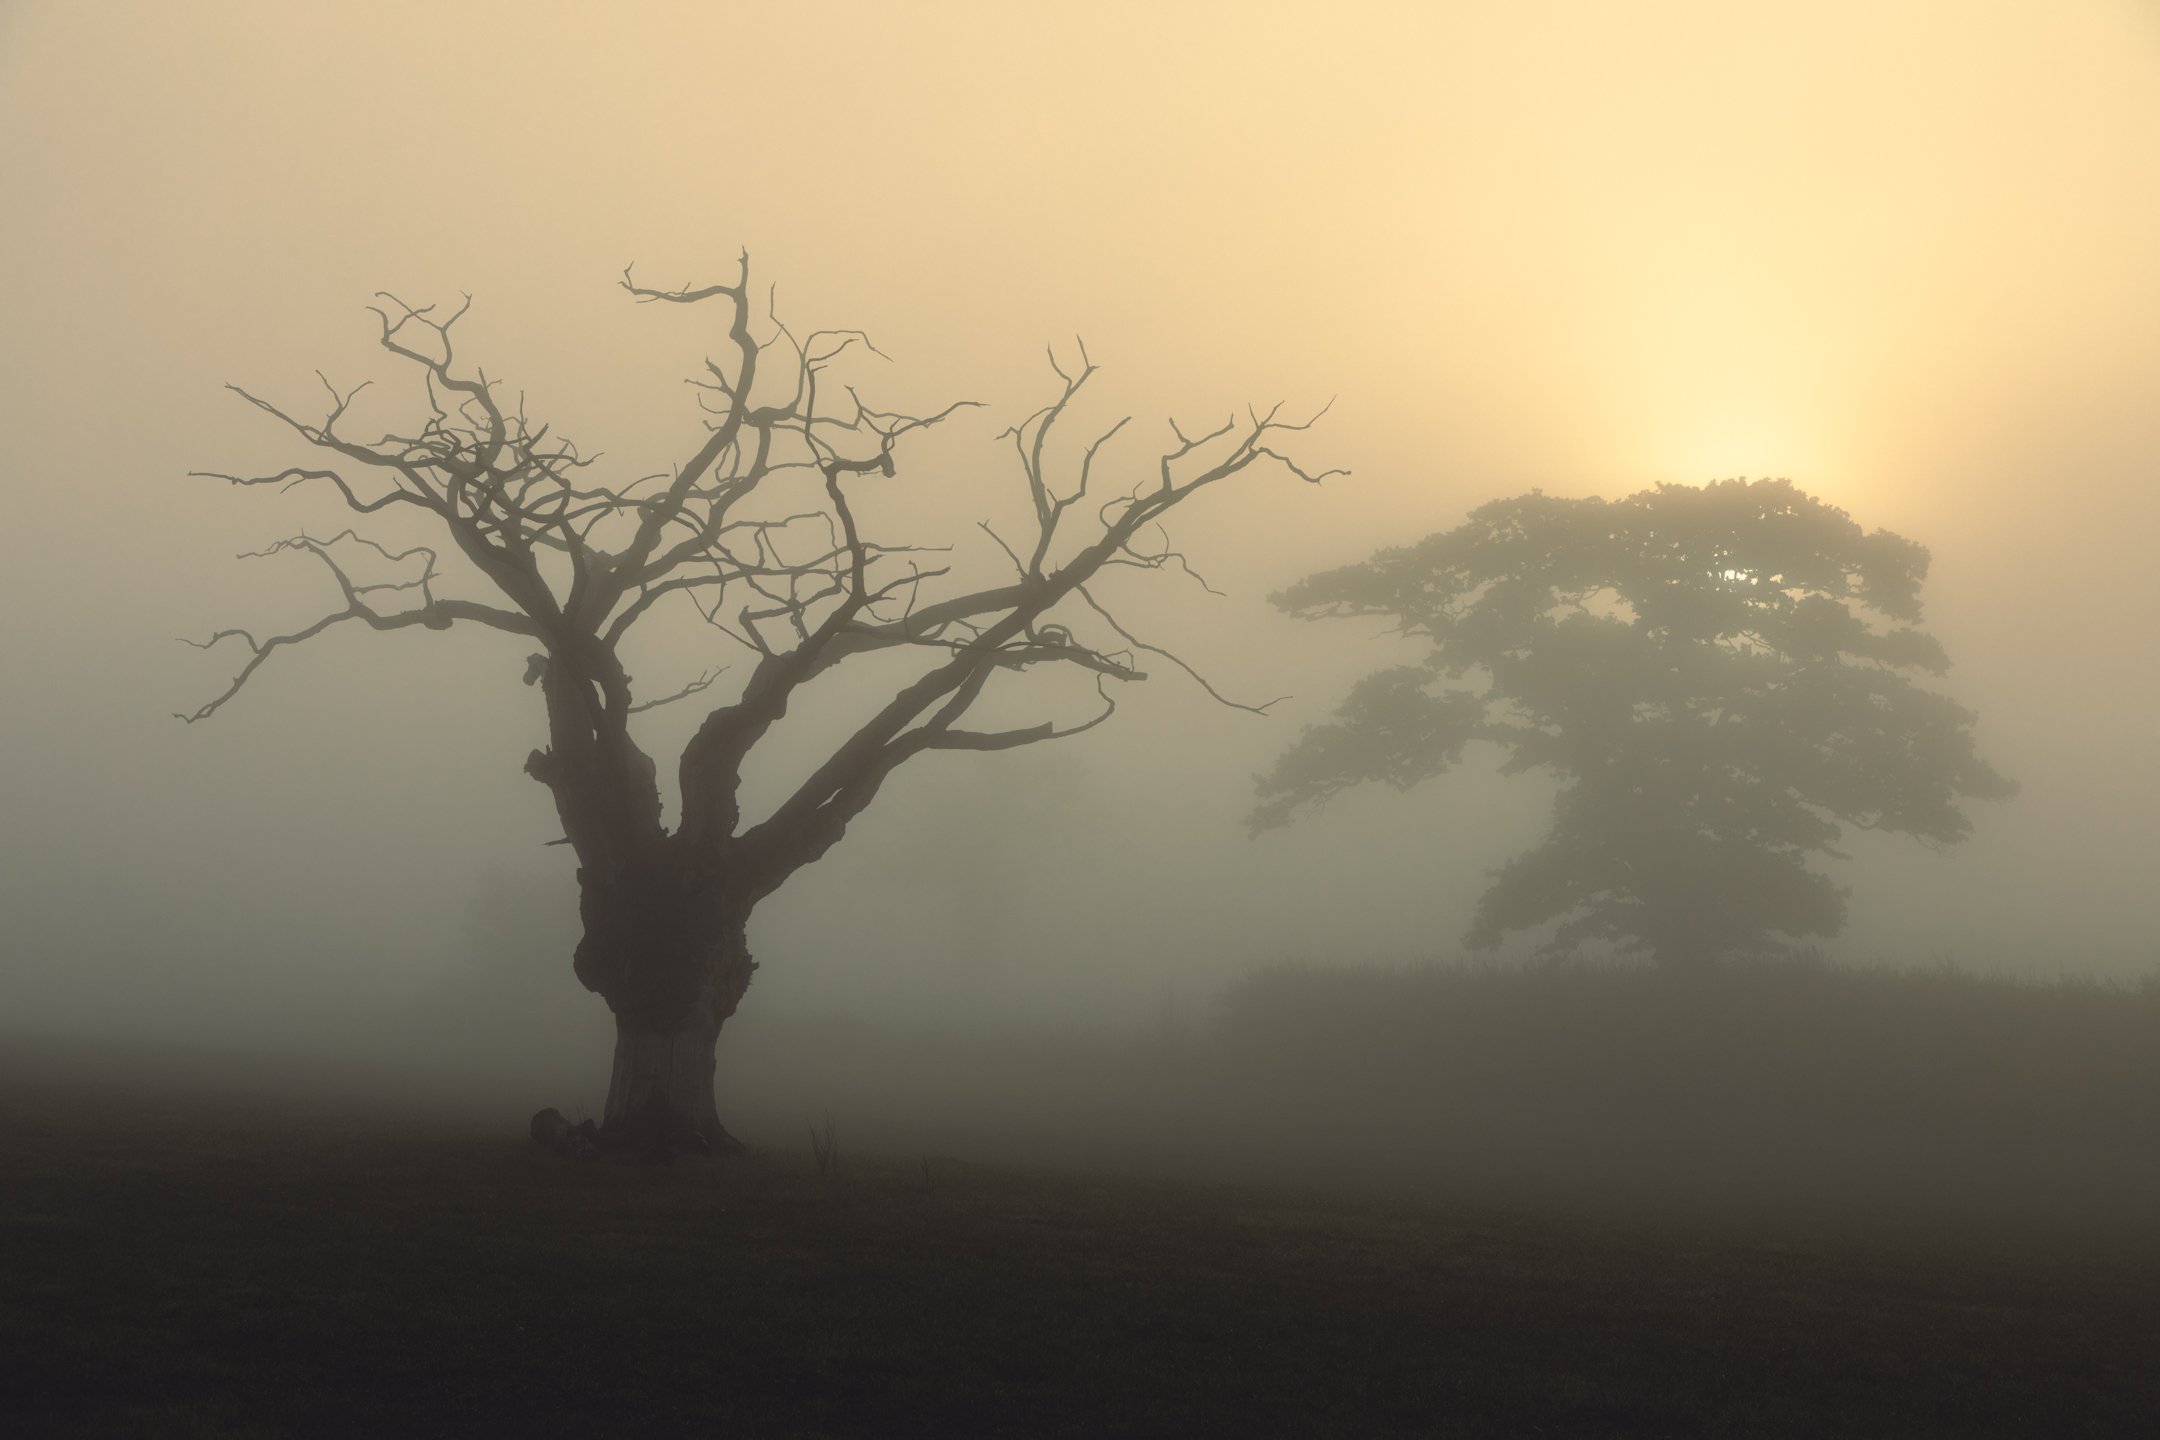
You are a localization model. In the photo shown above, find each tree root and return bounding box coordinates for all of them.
[530,1104,746,1163]
[529,1108,601,1158]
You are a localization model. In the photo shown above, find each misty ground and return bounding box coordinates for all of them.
[6,959,2159,1435]
[5,1081,2156,1439]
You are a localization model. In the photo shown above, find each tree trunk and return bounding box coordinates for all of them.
[600,963,744,1155]
[573,872,757,1157]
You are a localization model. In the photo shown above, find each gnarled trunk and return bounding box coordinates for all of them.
[571,859,756,1156]
[601,957,747,1154]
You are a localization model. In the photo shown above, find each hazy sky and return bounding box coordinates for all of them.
[2,2,2156,1044]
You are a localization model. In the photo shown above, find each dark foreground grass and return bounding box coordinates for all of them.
[3,1076,2156,1437]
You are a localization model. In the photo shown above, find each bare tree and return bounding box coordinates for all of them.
[186,256,1339,1153]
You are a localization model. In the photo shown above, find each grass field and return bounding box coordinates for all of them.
[4,1049,2157,1438]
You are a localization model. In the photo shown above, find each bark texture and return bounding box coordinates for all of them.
[582,885,754,1155]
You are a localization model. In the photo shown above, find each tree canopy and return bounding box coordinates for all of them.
[1253,479,2015,967]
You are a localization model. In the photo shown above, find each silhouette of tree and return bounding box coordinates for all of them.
[1253,480,2013,968]
[187,256,1339,1152]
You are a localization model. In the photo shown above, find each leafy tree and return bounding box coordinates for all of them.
[1253,479,2014,968]
[187,257,1338,1151]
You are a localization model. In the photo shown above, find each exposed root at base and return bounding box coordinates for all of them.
[530,1104,746,1162]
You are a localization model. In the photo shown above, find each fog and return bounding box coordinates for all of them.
[2,0,2156,1101]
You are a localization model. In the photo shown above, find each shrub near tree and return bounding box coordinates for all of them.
[187,257,1338,1153]
[1253,479,2014,968]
